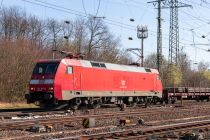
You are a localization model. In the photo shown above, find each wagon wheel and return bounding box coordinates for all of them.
[171,97,177,104]
[196,97,200,102]
[171,100,175,104]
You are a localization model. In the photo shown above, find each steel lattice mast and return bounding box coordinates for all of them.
[148,0,163,71]
[157,0,162,71]
[148,0,191,66]
[163,0,191,64]
[169,0,179,64]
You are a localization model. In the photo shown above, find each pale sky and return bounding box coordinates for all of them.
[2,0,210,65]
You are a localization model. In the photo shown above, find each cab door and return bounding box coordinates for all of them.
[65,66,74,91]
[73,66,82,94]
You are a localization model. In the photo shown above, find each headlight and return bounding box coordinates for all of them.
[30,87,35,91]
[49,87,54,91]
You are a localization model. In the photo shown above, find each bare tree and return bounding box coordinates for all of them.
[71,18,87,54]
[0,7,133,102]
[178,52,192,86]
[46,19,63,58]
[85,17,108,59]
[27,16,45,46]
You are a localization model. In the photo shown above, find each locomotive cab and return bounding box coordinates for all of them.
[26,60,60,105]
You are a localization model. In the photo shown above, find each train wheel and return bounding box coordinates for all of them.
[88,104,100,109]
[71,105,78,110]
[144,97,148,108]
[146,98,152,105]
[152,98,158,105]
[91,104,101,109]
[69,98,81,110]
[131,102,137,107]
[88,101,101,109]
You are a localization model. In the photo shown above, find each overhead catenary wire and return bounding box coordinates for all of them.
[23,0,87,17]
[26,0,160,32]
[24,0,196,44]
[178,4,210,40]
[123,0,134,18]
[95,0,101,17]
[184,0,210,29]
[82,0,88,16]
[21,0,210,54]
[0,0,3,10]
[20,0,210,38]
[26,0,136,29]
[176,2,210,38]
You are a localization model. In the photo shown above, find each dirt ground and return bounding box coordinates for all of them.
[0,102,37,109]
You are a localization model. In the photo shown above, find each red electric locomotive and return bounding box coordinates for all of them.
[26,58,163,108]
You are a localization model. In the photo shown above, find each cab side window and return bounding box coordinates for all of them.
[67,66,73,74]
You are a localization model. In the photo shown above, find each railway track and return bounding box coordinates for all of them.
[1,103,210,131]
[5,119,210,140]
[0,101,210,120]
[0,104,174,120]
[0,102,210,139]
[77,120,210,140]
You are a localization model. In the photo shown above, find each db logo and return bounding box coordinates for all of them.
[120,80,127,89]
[121,80,126,86]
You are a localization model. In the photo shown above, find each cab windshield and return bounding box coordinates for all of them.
[33,62,59,74]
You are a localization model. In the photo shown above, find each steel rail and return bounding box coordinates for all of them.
[78,120,210,140]
[1,107,210,130]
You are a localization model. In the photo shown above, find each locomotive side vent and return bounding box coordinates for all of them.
[145,68,151,72]
[100,63,106,68]
[91,62,106,68]
[91,62,100,67]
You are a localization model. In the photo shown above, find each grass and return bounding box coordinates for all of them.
[0,102,38,109]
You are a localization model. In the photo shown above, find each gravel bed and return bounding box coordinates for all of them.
[1,103,210,139]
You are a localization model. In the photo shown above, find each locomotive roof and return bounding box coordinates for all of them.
[61,59,159,74]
